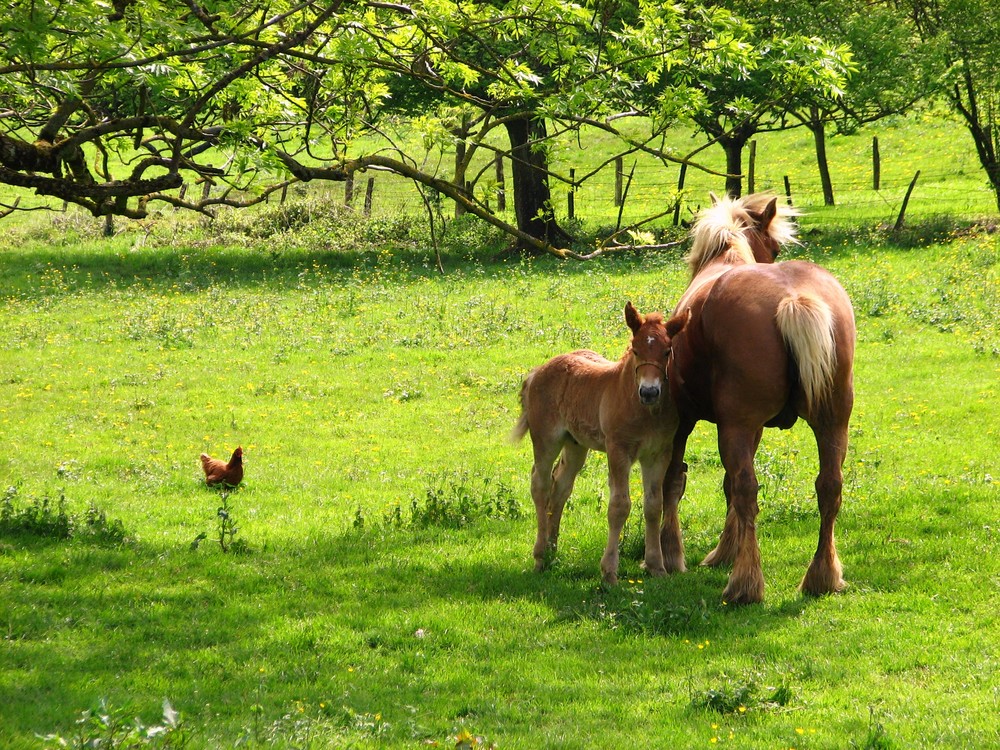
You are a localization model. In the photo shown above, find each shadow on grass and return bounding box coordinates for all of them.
[0,515,837,742]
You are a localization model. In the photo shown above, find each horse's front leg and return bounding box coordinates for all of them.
[713,425,765,604]
[660,423,693,573]
[600,447,633,585]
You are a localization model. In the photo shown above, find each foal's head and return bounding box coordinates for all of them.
[624,301,689,407]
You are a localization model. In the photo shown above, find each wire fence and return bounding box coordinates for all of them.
[314,157,997,235]
[19,126,1000,238]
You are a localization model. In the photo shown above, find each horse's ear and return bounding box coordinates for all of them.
[750,197,778,231]
[665,308,691,339]
[624,301,643,333]
[709,191,720,206]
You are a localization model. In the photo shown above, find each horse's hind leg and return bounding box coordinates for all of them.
[713,425,765,604]
[800,419,849,595]
[701,426,763,571]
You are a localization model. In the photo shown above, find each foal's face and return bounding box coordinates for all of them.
[624,302,689,408]
[630,323,671,406]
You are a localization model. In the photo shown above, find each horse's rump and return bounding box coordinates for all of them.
[693,261,853,422]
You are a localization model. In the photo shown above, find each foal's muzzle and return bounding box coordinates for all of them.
[638,384,661,405]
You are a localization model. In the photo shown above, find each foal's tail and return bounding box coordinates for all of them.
[508,371,534,443]
[776,293,837,415]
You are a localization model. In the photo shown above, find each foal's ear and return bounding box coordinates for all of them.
[749,196,778,231]
[624,301,644,333]
[665,308,691,339]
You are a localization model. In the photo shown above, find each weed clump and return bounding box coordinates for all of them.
[689,672,794,715]
[353,472,523,533]
[0,486,127,544]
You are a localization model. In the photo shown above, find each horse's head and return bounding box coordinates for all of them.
[624,302,689,406]
[739,194,800,263]
[687,193,800,277]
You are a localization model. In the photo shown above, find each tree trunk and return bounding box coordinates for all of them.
[722,137,743,198]
[452,112,473,218]
[809,108,835,206]
[504,115,566,249]
[948,71,1000,212]
[454,137,467,218]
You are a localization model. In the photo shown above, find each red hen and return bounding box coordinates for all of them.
[200,446,244,487]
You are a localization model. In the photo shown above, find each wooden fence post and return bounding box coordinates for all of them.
[364,177,375,216]
[783,175,793,205]
[673,162,688,226]
[873,136,881,191]
[568,168,575,220]
[614,156,623,206]
[344,173,354,205]
[894,170,920,231]
[747,140,757,195]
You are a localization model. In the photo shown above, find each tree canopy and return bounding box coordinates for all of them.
[0,0,864,254]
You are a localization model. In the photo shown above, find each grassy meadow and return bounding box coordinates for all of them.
[1,115,999,749]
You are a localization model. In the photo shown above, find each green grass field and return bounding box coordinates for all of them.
[1,114,999,749]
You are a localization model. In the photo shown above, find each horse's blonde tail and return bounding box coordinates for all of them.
[509,371,534,443]
[776,293,837,414]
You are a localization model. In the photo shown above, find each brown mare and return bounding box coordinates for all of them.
[664,193,856,604]
[512,302,689,584]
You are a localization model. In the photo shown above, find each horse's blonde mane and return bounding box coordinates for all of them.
[686,194,800,277]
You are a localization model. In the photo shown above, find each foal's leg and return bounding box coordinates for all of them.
[799,419,849,595]
[713,425,765,604]
[546,442,588,557]
[530,441,562,571]
[600,447,634,585]
[639,452,672,577]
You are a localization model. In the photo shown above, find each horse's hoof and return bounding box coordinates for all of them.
[664,559,687,574]
[721,579,765,605]
[799,577,848,596]
[701,547,735,568]
[602,572,619,586]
